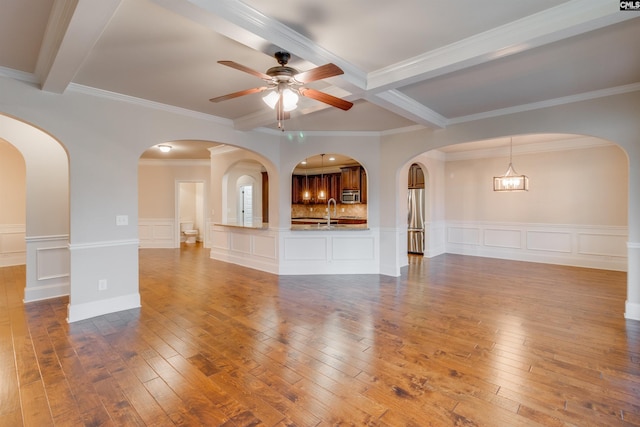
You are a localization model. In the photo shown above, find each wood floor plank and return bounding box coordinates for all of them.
[3,247,640,425]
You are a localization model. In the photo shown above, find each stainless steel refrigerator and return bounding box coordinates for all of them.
[408,188,425,254]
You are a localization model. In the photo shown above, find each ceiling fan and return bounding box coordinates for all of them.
[209,51,353,130]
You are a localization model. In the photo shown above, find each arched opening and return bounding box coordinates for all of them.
[138,140,217,249]
[291,153,368,228]
[0,114,70,302]
[399,133,628,272]
[222,160,267,227]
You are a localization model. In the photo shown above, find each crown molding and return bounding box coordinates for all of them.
[440,135,617,162]
[139,158,210,166]
[67,83,233,125]
[0,66,39,84]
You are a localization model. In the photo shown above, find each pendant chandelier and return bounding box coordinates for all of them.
[318,154,327,200]
[303,159,310,201]
[493,138,529,192]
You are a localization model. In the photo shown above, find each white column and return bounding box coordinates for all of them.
[625,146,640,321]
[626,244,640,320]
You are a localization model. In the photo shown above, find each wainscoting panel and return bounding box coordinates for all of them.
[484,228,522,249]
[447,227,481,246]
[138,219,175,248]
[280,228,380,275]
[0,224,26,266]
[210,225,279,274]
[36,246,70,280]
[211,228,230,250]
[578,233,627,257]
[283,236,327,261]
[24,235,70,302]
[332,236,375,260]
[446,221,627,271]
[527,230,572,253]
[230,233,252,254]
[253,234,277,259]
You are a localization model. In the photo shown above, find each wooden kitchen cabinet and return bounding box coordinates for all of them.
[341,166,361,190]
[360,168,367,203]
[292,173,340,203]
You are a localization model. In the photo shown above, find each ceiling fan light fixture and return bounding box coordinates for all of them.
[262,91,279,109]
[262,87,298,112]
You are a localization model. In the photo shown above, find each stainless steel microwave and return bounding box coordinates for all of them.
[341,190,360,204]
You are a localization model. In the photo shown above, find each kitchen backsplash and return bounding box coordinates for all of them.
[292,203,367,219]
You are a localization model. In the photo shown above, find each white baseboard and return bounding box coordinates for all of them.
[24,281,69,302]
[0,253,26,267]
[67,292,140,323]
[625,301,640,321]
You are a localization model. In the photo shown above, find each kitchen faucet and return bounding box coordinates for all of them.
[327,198,337,227]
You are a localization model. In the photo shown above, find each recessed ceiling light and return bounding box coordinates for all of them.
[158,145,172,153]
[329,156,335,161]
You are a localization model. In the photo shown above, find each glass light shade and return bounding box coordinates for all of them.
[281,88,298,111]
[493,164,529,191]
[262,88,298,111]
[262,91,279,109]
[303,190,310,200]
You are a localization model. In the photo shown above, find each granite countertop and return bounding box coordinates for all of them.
[214,222,269,230]
[290,223,369,231]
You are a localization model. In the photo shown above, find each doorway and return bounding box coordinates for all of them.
[240,184,253,226]
[176,181,205,247]
[407,163,426,254]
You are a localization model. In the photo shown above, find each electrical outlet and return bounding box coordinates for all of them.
[98,279,108,291]
[116,215,128,226]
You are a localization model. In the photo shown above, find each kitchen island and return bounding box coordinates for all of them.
[210,219,379,275]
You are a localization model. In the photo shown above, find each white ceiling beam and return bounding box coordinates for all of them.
[369,90,447,129]
[35,0,122,93]
[367,0,636,93]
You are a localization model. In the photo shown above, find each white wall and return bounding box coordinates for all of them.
[445,142,627,225]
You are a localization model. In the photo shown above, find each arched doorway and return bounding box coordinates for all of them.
[0,114,70,302]
[399,134,628,272]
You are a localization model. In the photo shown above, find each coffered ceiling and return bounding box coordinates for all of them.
[1,0,638,138]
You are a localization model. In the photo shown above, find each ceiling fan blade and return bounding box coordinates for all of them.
[209,87,269,103]
[295,63,344,84]
[299,88,353,111]
[218,60,272,81]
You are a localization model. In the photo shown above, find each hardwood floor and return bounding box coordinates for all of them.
[2,244,640,426]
